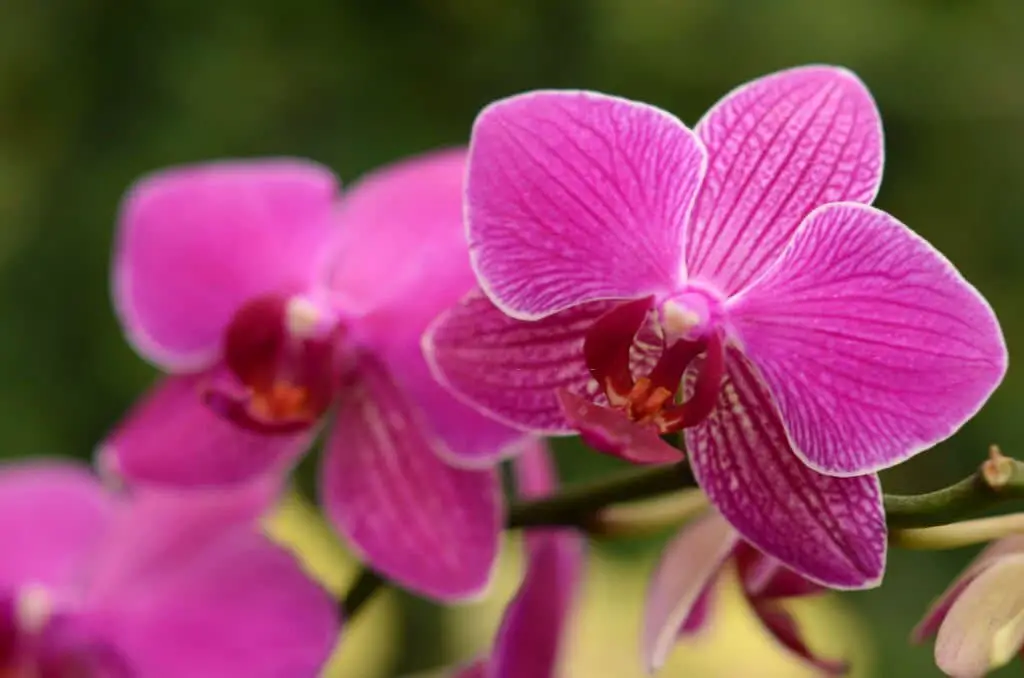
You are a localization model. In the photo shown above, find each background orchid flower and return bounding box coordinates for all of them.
[912,535,1024,677]
[0,460,338,678]
[644,510,846,676]
[440,441,584,678]
[425,65,1007,588]
[104,149,524,600]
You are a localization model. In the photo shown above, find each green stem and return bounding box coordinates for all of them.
[340,446,1024,624]
[340,567,385,620]
[507,461,695,529]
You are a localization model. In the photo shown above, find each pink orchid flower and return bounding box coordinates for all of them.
[912,535,1024,677]
[442,442,584,678]
[425,65,1008,588]
[0,460,338,678]
[102,149,524,600]
[645,510,846,675]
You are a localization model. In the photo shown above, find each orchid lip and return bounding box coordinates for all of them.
[583,297,726,435]
[203,292,340,434]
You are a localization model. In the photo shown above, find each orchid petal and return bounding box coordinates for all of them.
[643,511,739,671]
[677,583,717,637]
[490,538,583,678]
[686,65,883,296]
[736,544,823,600]
[321,356,502,601]
[86,487,338,678]
[450,659,489,678]
[558,390,681,464]
[113,159,338,370]
[424,290,616,434]
[0,462,113,590]
[327,148,473,326]
[912,535,1024,644]
[493,445,583,678]
[685,347,886,589]
[752,603,849,676]
[467,90,706,319]
[934,553,1024,678]
[97,370,312,488]
[729,202,1007,476]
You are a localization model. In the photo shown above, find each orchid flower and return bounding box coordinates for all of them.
[103,150,524,600]
[645,510,846,675]
[912,535,1024,677]
[442,442,584,678]
[425,65,1008,588]
[0,460,338,677]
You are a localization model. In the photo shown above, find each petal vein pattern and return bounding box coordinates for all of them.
[686,66,883,296]
[729,203,1007,476]
[425,291,623,433]
[466,90,706,318]
[322,356,501,601]
[685,347,886,589]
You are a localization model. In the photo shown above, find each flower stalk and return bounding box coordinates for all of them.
[342,445,1024,624]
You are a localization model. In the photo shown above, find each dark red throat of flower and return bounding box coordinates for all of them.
[583,297,725,434]
[203,295,336,435]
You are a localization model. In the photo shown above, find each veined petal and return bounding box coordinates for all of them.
[85,488,338,678]
[424,290,616,435]
[467,90,706,318]
[752,603,849,676]
[643,511,739,671]
[934,553,1024,678]
[97,370,312,488]
[912,536,1024,644]
[685,347,886,589]
[113,159,338,370]
[686,65,883,296]
[321,356,502,602]
[0,462,113,590]
[729,202,1007,476]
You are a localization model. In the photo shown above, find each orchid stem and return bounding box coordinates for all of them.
[341,566,385,620]
[507,461,696,529]
[339,445,1024,624]
[883,446,1024,528]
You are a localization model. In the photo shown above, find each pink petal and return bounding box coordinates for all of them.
[753,603,849,675]
[97,370,312,488]
[729,202,1007,476]
[911,535,1024,644]
[933,553,1024,678]
[643,511,739,671]
[0,462,113,590]
[493,450,583,678]
[490,534,584,678]
[113,159,338,370]
[685,347,886,589]
[424,290,616,434]
[467,90,706,319]
[512,439,559,500]
[324,150,527,466]
[450,659,489,678]
[686,65,883,296]
[85,486,338,678]
[558,390,682,464]
[321,356,502,601]
[736,544,823,600]
[678,584,717,636]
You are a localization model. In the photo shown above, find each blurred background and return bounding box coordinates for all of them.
[1,0,1022,675]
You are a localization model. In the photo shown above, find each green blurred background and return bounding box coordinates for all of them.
[1,0,1022,675]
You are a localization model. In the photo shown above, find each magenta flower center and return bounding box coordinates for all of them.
[584,287,726,434]
[202,293,340,434]
[1,589,129,678]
